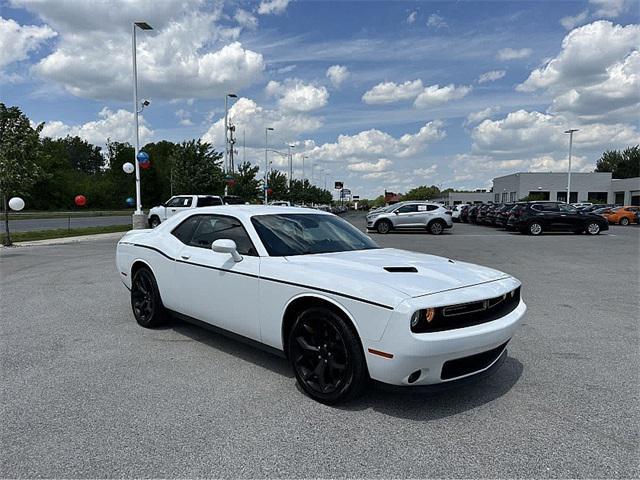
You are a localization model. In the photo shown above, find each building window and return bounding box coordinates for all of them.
[529,191,550,201]
[501,192,508,202]
[557,192,578,203]
[494,193,500,202]
[509,192,516,202]
[587,192,608,203]
[614,192,625,205]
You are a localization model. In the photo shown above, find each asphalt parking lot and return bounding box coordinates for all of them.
[1,211,638,478]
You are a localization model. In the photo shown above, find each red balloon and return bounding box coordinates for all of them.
[74,195,87,207]
[226,179,236,187]
[267,188,273,195]
[140,161,151,170]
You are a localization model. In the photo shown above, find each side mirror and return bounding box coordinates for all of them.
[394,211,399,215]
[212,239,243,262]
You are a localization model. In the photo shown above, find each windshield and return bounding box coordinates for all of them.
[251,213,379,256]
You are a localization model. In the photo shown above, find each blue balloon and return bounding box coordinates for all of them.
[136,151,149,163]
[125,197,135,207]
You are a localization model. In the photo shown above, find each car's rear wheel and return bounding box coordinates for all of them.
[287,307,367,404]
[149,216,161,228]
[620,217,629,226]
[131,267,167,328]
[586,222,601,235]
[528,221,543,235]
[376,219,392,234]
[428,219,445,235]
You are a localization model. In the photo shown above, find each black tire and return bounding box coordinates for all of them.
[585,222,601,235]
[527,221,543,236]
[149,216,161,228]
[131,267,167,328]
[428,219,445,235]
[619,217,629,226]
[376,219,392,234]
[287,307,368,404]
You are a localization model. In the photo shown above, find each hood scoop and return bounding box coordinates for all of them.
[384,266,418,273]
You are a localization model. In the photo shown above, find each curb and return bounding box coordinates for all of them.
[1,231,127,248]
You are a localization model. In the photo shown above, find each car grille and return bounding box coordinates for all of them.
[441,341,508,380]
[413,287,520,333]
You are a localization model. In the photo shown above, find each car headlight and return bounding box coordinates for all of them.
[410,308,436,330]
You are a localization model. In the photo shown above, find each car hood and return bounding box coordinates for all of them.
[284,248,510,298]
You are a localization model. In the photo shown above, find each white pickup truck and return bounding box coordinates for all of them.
[148,195,224,228]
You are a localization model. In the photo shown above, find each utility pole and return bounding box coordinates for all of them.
[264,127,274,205]
[564,129,578,204]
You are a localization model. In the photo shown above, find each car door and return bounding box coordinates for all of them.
[172,214,261,341]
[557,203,582,230]
[166,196,194,219]
[393,203,421,227]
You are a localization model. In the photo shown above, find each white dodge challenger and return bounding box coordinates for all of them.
[116,206,526,403]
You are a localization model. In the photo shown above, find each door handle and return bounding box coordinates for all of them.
[180,254,191,260]
[171,209,176,212]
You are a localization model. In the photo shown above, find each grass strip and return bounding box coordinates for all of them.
[2,224,131,244]
[8,210,132,221]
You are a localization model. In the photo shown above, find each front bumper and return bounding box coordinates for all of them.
[363,276,525,386]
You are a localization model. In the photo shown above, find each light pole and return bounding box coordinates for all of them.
[131,21,152,229]
[288,144,295,191]
[564,129,578,204]
[264,127,274,205]
[302,156,308,183]
[224,93,237,175]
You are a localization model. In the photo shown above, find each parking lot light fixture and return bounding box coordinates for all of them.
[265,127,274,205]
[132,21,153,228]
[564,129,579,204]
[224,93,238,178]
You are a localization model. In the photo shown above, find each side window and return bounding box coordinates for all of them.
[558,203,577,213]
[397,204,418,213]
[426,205,439,211]
[181,197,193,207]
[189,215,257,256]
[166,197,181,207]
[198,196,223,207]
[171,215,201,244]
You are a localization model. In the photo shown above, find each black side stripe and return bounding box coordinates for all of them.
[131,243,394,310]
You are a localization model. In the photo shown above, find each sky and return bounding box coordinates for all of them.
[1,0,639,199]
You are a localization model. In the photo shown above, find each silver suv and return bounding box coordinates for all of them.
[366,201,453,234]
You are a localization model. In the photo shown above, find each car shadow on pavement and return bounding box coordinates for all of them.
[169,318,294,379]
[341,355,524,421]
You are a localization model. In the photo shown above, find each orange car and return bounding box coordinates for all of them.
[600,206,639,225]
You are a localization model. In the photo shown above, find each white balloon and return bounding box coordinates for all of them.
[122,162,135,174]
[8,197,25,211]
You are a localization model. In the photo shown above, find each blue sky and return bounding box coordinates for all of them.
[1,0,638,198]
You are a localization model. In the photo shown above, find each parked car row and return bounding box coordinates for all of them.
[456,201,610,236]
[592,205,640,225]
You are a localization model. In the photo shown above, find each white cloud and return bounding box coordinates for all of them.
[265,79,329,112]
[0,16,56,69]
[257,0,290,15]
[348,159,393,172]
[362,80,470,107]
[413,84,472,108]
[426,14,447,29]
[12,1,265,101]
[201,97,323,150]
[234,9,258,30]
[589,0,626,18]
[497,47,532,61]
[560,10,589,30]
[39,107,153,146]
[465,106,500,126]
[362,79,424,104]
[413,165,438,178]
[326,65,349,88]
[517,21,639,122]
[478,70,506,83]
[406,11,417,24]
[175,109,194,126]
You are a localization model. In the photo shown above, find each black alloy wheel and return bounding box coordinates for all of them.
[149,216,161,228]
[288,307,367,404]
[620,217,630,226]
[586,222,601,235]
[376,219,392,234]
[528,221,543,236]
[131,267,166,328]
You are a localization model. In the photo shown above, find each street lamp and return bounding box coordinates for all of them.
[131,21,153,229]
[288,144,295,190]
[302,156,308,182]
[264,127,274,205]
[564,129,578,204]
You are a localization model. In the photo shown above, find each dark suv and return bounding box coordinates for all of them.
[507,201,609,235]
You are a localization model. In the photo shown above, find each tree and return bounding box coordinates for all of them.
[229,162,260,202]
[595,146,640,179]
[0,104,45,245]
[402,185,441,201]
[266,170,289,200]
[171,140,224,195]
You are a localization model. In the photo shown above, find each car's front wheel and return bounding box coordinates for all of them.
[131,267,167,328]
[586,222,601,235]
[428,219,445,235]
[287,307,368,404]
[375,219,392,234]
[149,216,161,228]
[527,221,543,235]
[619,217,629,226]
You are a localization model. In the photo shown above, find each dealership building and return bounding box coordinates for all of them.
[492,172,640,206]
